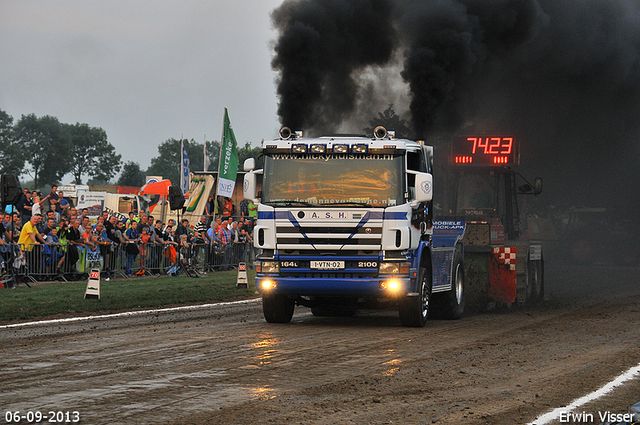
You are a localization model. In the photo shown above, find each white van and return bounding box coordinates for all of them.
[76,191,148,220]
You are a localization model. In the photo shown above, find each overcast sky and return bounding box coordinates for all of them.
[0,0,285,177]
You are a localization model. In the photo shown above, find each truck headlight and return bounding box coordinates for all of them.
[380,280,401,291]
[379,262,410,275]
[256,261,279,273]
[261,280,277,290]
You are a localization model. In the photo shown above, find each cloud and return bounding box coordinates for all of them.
[0,0,284,175]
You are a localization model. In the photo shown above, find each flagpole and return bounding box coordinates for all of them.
[180,135,184,193]
[179,135,184,229]
[203,134,207,172]
[213,108,226,216]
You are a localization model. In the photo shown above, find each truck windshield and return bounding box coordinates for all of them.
[262,153,404,207]
[456,173,495,214]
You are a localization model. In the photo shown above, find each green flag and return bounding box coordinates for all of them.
[217,108,239,198]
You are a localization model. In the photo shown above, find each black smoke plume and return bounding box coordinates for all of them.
[271,0,397,133]
[271,0,640,210]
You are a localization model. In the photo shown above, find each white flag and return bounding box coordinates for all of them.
[204,141,210,172]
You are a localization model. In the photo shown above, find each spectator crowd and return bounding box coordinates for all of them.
[1,186,258,287]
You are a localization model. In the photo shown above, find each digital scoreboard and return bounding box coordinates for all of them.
[450,135,519,166]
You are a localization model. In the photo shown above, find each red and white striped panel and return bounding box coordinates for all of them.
[493,247,516,270]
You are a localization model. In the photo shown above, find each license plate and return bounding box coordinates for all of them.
[310,260,345,270]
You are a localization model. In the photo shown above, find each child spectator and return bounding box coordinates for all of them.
[163,225,178,265]
[138,226,151,270]
[31,194,48,217]
[179,234,191,267]
[44,227,65,275]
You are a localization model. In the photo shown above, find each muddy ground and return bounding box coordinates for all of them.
[1,263,639,425]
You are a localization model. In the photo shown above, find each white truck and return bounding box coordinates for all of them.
[243,127,465,326]
[58,185,149,220]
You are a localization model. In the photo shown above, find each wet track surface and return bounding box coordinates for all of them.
[1,263,639,424]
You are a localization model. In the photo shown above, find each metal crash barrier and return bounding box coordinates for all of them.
[14,241,255,281]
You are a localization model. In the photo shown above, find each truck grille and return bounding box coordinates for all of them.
[276,222,383,252]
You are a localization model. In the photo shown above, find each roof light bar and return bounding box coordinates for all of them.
[310,144,327,154]
[351,144,368,154]
[291,144,308,153]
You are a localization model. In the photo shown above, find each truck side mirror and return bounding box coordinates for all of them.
[414,172,433,203]
[534,177,543,195]
[244,158,255,172]
[244,172,257,201]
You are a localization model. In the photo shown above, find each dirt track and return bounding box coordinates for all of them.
[1,264,639,425]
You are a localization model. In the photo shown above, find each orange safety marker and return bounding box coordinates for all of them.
[236,262,248,288]
[84,269,101,299]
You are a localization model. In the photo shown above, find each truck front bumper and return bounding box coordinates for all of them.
[255,276,414,297]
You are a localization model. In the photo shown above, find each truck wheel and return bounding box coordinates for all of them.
[398,266,431,327]
[432,250,465,319]
[262,293,295,323]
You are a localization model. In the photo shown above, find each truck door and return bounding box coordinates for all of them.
[407,149,432,231]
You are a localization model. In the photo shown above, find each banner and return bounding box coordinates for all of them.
[180,139,190,195]
[185,175,214,216]
[217,108,239,198]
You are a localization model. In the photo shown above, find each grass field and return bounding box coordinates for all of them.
[0,270,257,323]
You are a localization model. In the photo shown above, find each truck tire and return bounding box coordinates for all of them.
[262,293,295,323]
[432,250,465,319]
[398,266,431,327]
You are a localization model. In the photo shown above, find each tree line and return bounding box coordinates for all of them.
[0,109,262,190]
[0,104,409,191]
